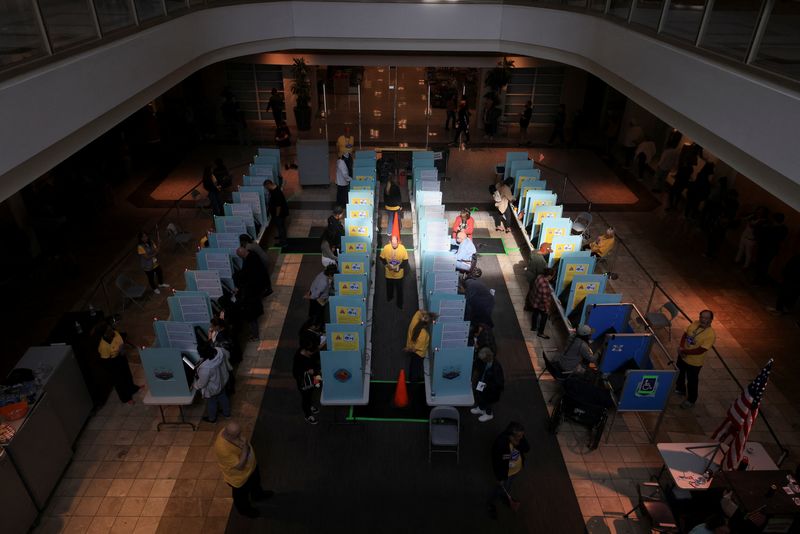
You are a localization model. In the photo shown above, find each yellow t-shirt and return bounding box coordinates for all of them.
[590,235,615,257]
[507,443,523,477]
[98,332,124,359]
[405,310,430,357]
[214,431,257,488]
[337,135,354,158]
[380,243,408,280]
[681,321,715,367]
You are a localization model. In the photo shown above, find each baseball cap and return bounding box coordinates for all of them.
[577,325,593,336]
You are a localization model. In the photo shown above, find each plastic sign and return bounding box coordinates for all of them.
[338,280,364,296]
[344,241,368,254]
[331,332,360,352]
[348,225,370,237]
[342,261,365,275]
[336,306,362,324]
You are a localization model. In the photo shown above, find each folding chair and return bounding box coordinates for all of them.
[115,274,147,312]
[166,222,193,253]
[645,302,680,341]
[429,406,460,463]
[623,482,680,533]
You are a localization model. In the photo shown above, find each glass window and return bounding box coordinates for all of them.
[0,0,47,67]
[608,0,632,19]
[700,0,760,61]
[754,2,800,81]
[94,0,134,34]
[631,0,664,30]
[661,0,705,42]
[38,0,98,51]
[165,0,186,13]
[590,0,607,11]
[134,0,164,22]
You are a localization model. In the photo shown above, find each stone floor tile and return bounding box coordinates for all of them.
[149,479,176,498]
[110,516,139,534]
[140,497,168,517]
[132,516,160,534]
[74,496,104,516]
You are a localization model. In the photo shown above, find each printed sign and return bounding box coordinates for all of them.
[351,197,372,206]
[331,332,359,351]
[342,261,365,275]
[554,242,577,259]
[564,262,590,286]
[345,241,368,253]
[348,208,371,219]
[338,280,364,296]
[336,306,362,324]
[348,225,370,237]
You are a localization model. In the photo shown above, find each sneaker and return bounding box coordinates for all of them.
[158,283,170,288]
[470,407,485,415]
[537,334,550,340]
[153,288,161,295]
[674,389,685,396]
[680,400,695,409]
[310,406,319,415]
[478,413,495,423]
[305,415,319,425]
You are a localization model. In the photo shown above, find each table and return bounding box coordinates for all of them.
[143,392,196,431]
[720,470,799,532]
[657,442,778,491]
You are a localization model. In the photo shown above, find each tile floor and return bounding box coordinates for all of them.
[27,145,800,534]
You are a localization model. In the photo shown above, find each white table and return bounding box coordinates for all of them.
[143,392,196,431]
[657,441,777,491]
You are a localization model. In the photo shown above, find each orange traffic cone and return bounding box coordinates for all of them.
[391,212,401,241]
[393,369,409,408]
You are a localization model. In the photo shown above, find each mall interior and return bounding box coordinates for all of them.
[1,1,799,533]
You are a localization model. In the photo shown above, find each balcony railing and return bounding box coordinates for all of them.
[1,0,798,84]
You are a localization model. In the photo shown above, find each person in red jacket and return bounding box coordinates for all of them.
[451,209,474,240]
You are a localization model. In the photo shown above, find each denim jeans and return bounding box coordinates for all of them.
[487,475,517,508]
[206,390,231,421]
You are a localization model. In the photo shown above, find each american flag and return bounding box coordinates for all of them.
[711,359,773,470]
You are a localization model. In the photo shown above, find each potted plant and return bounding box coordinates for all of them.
[291,57,312,131]
[485,57,514,93]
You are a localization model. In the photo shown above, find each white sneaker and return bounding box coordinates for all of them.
[153,288,161,295]
[158,283,170,288]
[470,407,485,415]
[478,413,494,423]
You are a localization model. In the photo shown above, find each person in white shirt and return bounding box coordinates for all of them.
[653,141,680,193]
[335,153,351,208]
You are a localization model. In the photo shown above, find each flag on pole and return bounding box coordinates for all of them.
[711,359,773,470]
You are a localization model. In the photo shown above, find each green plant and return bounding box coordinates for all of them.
[291,57,311,108]
[485,57,514,92]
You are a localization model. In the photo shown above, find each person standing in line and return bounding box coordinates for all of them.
[493,178,515,233]
[463,278,495,331]
[524,243,551,312]
[239,234,272,297]
[652,138,680,193]
[98,325,141,404]
[203,165,224,216]
[444,94,457,130]
[529,268,555,339]
[194,343,231,424]
[470,347,505,423]
[487,422,530,519]
[379,235,409,309]
[265,88,284,126]
[634,138,656,181]
[675,310,716,409]
[621,120,643,168]
[305,264,337,325]
[137,231,169,294]
[320,228,339,268]
[668,143,700,211]
[453,99,471,146]
[264,179,289,248]
[327,206,345,251]
[274,120,295,169]
[292,336,322,425]
[214,421,273,518]
[519,101,533,146]
[335,153,351,208]
[548,104,566,146]
[383,175,402,236]
[337,126,355,176]
[404,310,434,383]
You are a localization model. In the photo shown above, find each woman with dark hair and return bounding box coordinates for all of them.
[98,324,141,404]
[487,422,530,519]
[384,175,402,236]
[137,231,169,294]
[320,228,338,268]
[327,206,345,250]
[451,208,474,240]
[292,335,322,425]
[403,311,437,382]
[492,178,515,233]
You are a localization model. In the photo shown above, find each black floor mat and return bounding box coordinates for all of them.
[349,381,430,422]
[275,237,321,254]
[473,237,506,254]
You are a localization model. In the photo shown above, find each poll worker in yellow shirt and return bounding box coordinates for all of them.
[214,421,273,518]
[403,310,436,383]
[379,235,409,309]
[588,226,616,258]
[676,310,716,409]
[98,325,141,404]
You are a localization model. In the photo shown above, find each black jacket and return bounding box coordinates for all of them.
[384,183,402,209]
[491,431,530,481]
[327,215,345,249]
[268,187,289,218]
[292,349,321,391]
[234,253,268,321]
[474,359,504,404]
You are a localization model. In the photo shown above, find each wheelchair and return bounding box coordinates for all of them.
[548,375,612,451]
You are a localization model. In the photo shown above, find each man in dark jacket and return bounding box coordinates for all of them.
[488,422,530,519]
[327,206,345,251]
[292,336,321,425]
[470,347,504,423]
[463,278,495,329]
[265,179,289,248]
[234,246,268,341]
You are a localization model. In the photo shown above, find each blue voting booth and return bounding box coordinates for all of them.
[428,348,474,405]
[514,169,542,195]
[580,293,624,327]
[338,253,369,277]
[334,273,367,297]
[523,191,557,228]
[431,321,470,351]
[341,236,370,255]
[207,232,240,253]
[320,350,366,403]
[348,190,374,207]
[346,217,373,241]
[555,252,595,296]
[184,270,224,300]
[167,291,212,324]
[329,296,366,325]
[599,333,654,373]
[428,293,466,322]
[140,348,192,398]
[326,324,366,353]
[565,274,607,315]
[617,370,677,412]
[196,249,236,288]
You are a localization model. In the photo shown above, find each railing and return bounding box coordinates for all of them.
[2,0,798,86]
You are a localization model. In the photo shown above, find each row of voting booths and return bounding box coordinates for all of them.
[319,150,380,407]
[500,151,677,439]
[138,149,280,415]
[410,151,474,407]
